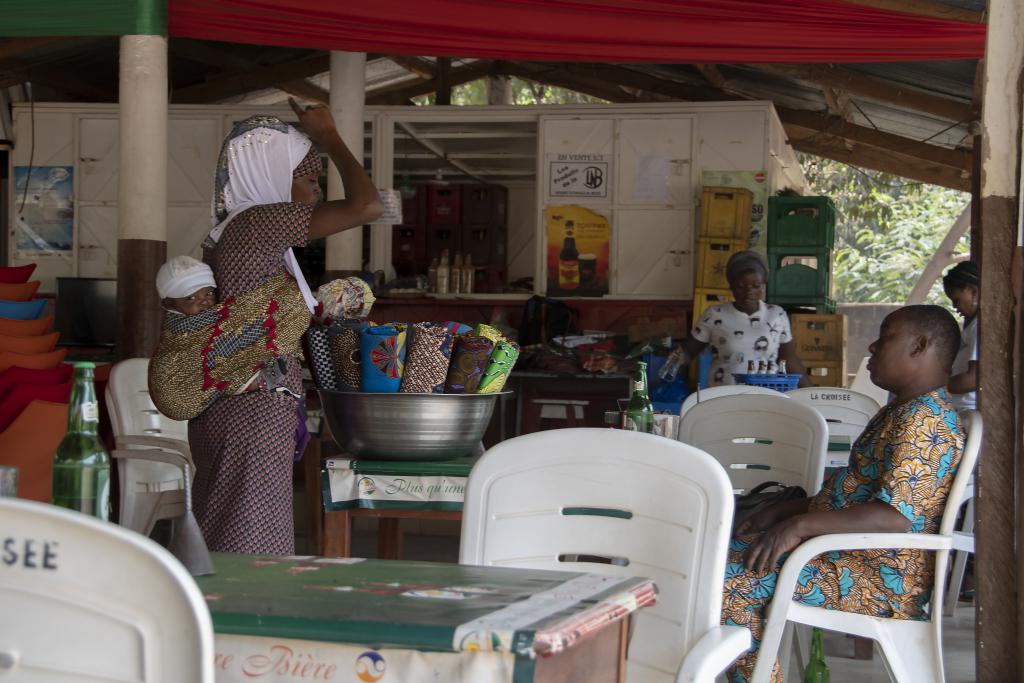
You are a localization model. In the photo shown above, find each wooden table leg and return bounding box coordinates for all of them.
[378,518,402,560]
[533,617,625,683]
[303,436,323,555]
[852,635,874,660]
[323,509,352,557]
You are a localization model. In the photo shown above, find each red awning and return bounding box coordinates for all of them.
[169,0,985,63]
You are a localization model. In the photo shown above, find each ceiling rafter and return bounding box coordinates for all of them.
[365,60,496,104]
[839,0,983,23]
[172,54,330,103]
[387,55,437,81]
[747,63,973,122]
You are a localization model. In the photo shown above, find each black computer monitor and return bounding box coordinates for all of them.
[55,277,116,347]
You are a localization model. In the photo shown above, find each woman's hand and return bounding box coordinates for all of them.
[735,496,810,535]
[743,516,806,572]
[288,97,339,146]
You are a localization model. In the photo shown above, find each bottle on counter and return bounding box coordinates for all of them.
[803,628,830,683]
[757,360,768,375]
[427,257,439,293]
[746,360,756,374]
[436,249,450,294]
[624,361,655,433]
[658,346,687,382]
[767,360,778,375]
[451,252,463,294]
[462,254,474,294]
[52,362,110,520]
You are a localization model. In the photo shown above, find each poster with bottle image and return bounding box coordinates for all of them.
[545,205,610,297]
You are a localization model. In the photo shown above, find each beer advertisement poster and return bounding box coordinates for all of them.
[545,205,610,297]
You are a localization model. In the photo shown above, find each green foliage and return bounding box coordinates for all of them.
[414,77,607,106]
[799,154,970,304]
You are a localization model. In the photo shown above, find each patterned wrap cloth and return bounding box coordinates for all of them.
[444,335,495,394]
[313,277,375,326]
[399,323,455,394]
[304,325,338,391]
[150,272,310,421]
[327,320,367,392]
[477,340,520,394]
[360,325,408,392]
[473,322,504,345]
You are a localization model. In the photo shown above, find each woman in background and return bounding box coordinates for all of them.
[942,260,979,412]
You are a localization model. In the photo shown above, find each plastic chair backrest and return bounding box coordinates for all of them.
[848,357,890,407]
[679,383,784,419]
[106,358,190,534]
[0,400,68,502]
[678,393,829,495]
[0,498,214,681]
[460,428,734,683]
[785,387,881,444]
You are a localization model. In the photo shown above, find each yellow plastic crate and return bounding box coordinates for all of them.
[695,238,746,290]
[693,287,732,324]
[700,186,753,239]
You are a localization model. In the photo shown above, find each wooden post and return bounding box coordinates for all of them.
[117,33,167,359]
[976,0,1023,679]
[324,51,366,280]
[435,57,452,106]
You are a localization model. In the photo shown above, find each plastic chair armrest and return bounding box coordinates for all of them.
[114,435,194,471]
[676,625,751,683]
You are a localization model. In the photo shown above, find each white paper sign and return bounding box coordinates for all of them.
[548,154,609,198]
[633,154,671,202]
[370,189,403,225]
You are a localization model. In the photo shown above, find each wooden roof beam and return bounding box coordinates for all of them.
[388,55,437,81]
[822,87,853,121]
[366,60,496,104]
[0,37,73,61]
[748,63,973,122]
[172,54,330,103]
[840,0,983,23]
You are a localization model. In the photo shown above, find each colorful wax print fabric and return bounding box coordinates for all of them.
[477,340,519,394]
[444,335,494,394]
[443,321,473,336]
[473,323,504,345]
[721,389,964,682]
[327,320,366,392]
[361,325,407,393]
[314,277,375,326]
[304,325,338,391]
[400,323,455,394]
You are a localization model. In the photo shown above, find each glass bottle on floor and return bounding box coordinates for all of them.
[804,627,831,682]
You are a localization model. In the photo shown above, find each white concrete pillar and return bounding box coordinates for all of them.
[117,34,168,358]
[326,51,366,273]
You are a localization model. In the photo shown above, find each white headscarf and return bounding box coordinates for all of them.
[208,116,317,312]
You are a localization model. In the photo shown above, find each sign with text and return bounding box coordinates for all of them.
[548,154,609,199]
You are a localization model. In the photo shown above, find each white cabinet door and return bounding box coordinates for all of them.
[614,209,693,298]
[540,117,614,206]
[615,118,693,206]
[77,205,117,279]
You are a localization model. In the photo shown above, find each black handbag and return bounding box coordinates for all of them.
[734,481,807,529]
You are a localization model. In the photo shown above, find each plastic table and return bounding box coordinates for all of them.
[200,553,657,683]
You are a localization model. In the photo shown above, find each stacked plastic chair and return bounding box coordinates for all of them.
[0,263,71,501]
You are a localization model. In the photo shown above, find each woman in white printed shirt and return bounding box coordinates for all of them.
[673,250,810,387]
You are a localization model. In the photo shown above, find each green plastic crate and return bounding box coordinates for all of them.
[767,196,836,249]
[767,248,832,304]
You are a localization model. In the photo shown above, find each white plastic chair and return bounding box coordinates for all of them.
[460,428,749,683]
[848,357,890,407]
[0,497,214,682]
[943,480,975,617]
[105,358,194,536]
[786,387,881,468]
[750,410,983,683]
[677,394,829,496]
[679,384,783,419]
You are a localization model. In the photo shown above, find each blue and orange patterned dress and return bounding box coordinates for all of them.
[722,388,964,682]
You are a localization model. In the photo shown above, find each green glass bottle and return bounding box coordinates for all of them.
[52,362,110,520]
[804,628,831,683]
[624,361,655,433]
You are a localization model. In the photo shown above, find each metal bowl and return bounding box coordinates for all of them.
[318,390,512,461]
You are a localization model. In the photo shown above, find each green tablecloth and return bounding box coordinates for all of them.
[321,457,476,511]
[200,554,656,683]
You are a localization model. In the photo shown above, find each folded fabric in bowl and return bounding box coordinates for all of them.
[360,324,407,393]
[0,331,58,355]
[477,340,520,394]
[314,277,375,326]
[444,335,494,394]
[0,363,73,403]
[0,281,40,302]
[443,321,473,336]
[0,299,46,321]
[474,323,504,344]
[0,263,36,284]
[400,323,454,394]
[0,348,67,373]
[304,325,339,391]
[0,315,52,337]
[328,320,367,392]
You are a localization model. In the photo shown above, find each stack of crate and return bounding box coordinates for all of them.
[766,196,837,314]
[790,313,847,387]
[693,186,753,322]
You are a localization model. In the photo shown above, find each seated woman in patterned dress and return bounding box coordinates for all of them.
[721,305,966,682]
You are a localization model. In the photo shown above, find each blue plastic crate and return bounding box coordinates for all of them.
[732,373,801,392]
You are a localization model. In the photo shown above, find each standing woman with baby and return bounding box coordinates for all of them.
[191,99,382,555]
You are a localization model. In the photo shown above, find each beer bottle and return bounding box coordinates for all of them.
[624,361,654,433]
[803,628,830,683]
[52,362,111,520]
[558,220,580,290]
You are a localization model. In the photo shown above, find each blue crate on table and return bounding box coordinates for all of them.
[732,373,801,392]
